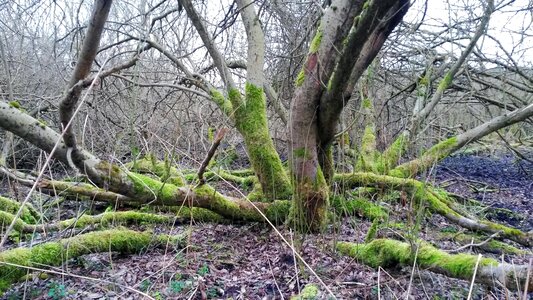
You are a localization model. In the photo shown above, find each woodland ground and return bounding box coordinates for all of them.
[1,147,532,300]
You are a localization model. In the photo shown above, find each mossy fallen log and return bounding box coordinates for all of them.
[337,239,532,292]
[0,229,184,294]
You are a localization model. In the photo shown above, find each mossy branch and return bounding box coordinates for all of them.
[36,165,290,223]
[0,210,204,234]
[127,155,185,186]
[333,172,532,246]
[0,229,184,294]
[388,137,459,178]
[337,239,531,292]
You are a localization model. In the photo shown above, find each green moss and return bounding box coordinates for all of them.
[333,196,388,221]
[8,101,21,109]
[419,75,429,86]
[437,72,452,91]
[265,200,291,224]
[293,147,310,159]
[127,172,178,203]
[173,206,226,223]
[379,134,407,173]
[291,284,319,300]
[0,196,38,224]
[0,229,168,294]
[337,239,498,279]
[210,89,234,117]
[478,220,526,241]
[130,156,185,186]
[365,219,379,242]
[291,167,329,233]
[389,137,458,178]
[295,70,305,87]
[440,232,528,255]
[353,15,360,27]
[37,118,47,128]
[193,184,264,221]
[357,126,378,172]
[0,211,27,232]
[362,1,370,9]
[362,98,372,109]
[309,25,322,54]
[207,127,215,141]
[361,126,376,151]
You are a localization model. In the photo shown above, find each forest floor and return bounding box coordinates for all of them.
[1,147,532,300]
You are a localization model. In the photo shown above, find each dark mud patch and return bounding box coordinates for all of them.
[433,151,533,231]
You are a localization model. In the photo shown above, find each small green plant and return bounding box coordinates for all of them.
[139,279,152,292]
[440,226,458,233]
[206,287,218,298]
[153,291,164,300]
[169,280,186,294]
[47,282,66,300]
[6,292,21,300]
[197,264,209,276]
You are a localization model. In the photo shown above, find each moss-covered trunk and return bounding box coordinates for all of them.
[289,55,330,231]
[231,85,292,201]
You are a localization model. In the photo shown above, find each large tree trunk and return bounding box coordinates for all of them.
[290,0,408,232]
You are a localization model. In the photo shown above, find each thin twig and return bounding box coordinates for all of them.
[197,127,228,184]
[467,254,482,300]
[447,231,501,253]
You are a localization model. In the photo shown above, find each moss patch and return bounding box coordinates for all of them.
[309,25,322,54]
[210,89,234,118]
[291,284,319,299]
[437,71,452,92]
[295,70,305,87]
[0,196,38,224]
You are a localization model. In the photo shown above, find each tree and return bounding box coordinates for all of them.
[0,0,532,295]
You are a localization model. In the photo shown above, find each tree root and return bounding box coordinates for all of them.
[0,228,184,294]
[337,239,532,292]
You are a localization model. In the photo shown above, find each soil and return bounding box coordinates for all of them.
[1,150,532,300]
